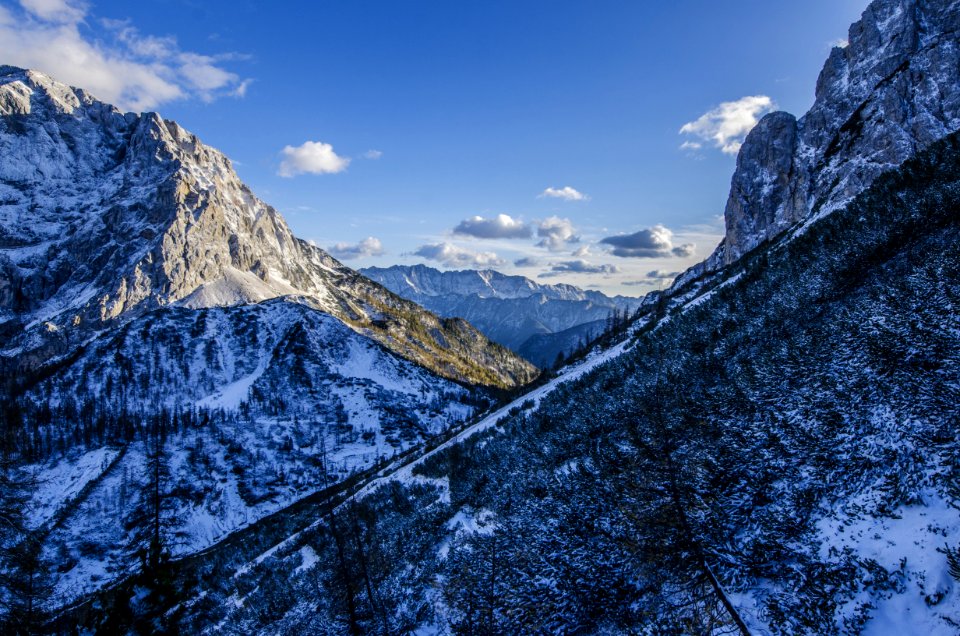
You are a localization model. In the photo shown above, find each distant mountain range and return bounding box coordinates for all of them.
[361,264,644,366]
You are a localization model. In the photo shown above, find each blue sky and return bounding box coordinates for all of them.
[1,0,867,294]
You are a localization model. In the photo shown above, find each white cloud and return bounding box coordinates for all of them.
[0,1,250,111]
[363,149,383,160]
[679,95,775,155]
[233,78,252,98]
[600,224,696,258]
[413,243,505,269]
[20,0,84,23]
[680,140,702,151]
[453,213,531,239]
[328,237,384,260]
[830,38,849,49]
[539,260,620,278]
[537,216,579,251]
[540,186,588,201]
[278,141,351,177]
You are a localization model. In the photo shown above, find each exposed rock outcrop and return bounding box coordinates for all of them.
[710,0,960,267]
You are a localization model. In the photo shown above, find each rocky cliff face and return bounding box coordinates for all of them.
[711,0,960,267]
[0,67,536,388]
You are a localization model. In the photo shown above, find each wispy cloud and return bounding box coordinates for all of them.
[601,224,695,259]
[362,149,383,160]
[540,186,588,201]
[622,269,681,288]
[571,245,591,258]
[278,141,351,177]
[20,0,83,23]
[679,95,775,155]
[328,237,384,260]
[0,0,250,111]
[513,257,539,268]
[453,214,531,239]
[671,242,696,258]
[413,243,505,268]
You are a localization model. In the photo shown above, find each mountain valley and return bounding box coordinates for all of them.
[1,0,960,634]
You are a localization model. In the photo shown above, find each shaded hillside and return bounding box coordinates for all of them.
[73,105,960,636]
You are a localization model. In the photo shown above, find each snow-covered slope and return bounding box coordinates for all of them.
[22,299,484,607]
[9,292,496,609]
[362,264,642,357]
[98,1,960,633]
[0,67,536,389]
[177,106,960,636]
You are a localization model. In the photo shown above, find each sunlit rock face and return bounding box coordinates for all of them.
[709,0,960,268]
[0,66,537,388]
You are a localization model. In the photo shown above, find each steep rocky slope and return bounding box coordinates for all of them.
[88,0,960,633]
[702,0,960,270]
[168,89,960,636]
[0,67,536,389]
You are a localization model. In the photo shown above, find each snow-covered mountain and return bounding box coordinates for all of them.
[22,298,486,607]
[362,264,616,302]
[0,66,540,617]
[0,66,535,390]
[10,0,960,632]
[361,264,643,364]
[65,1,960,634]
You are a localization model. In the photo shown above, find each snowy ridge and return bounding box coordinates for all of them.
[362,264,620,303]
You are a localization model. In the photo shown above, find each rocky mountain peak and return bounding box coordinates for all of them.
[0,69,536,388]
[710,0,960,267]
[0,66,90,116]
